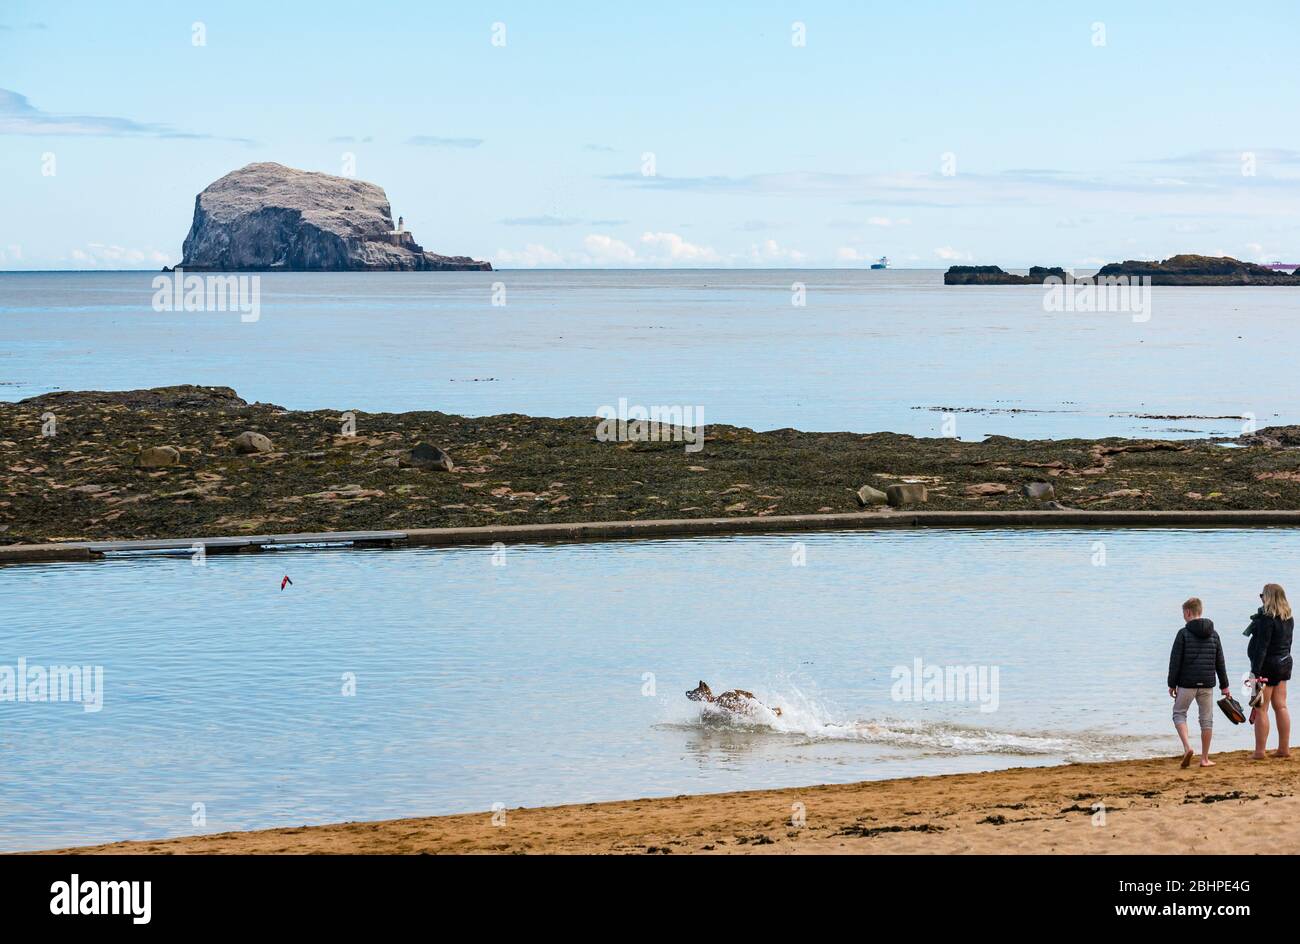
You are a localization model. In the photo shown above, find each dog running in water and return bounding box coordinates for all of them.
[686,680,782,718]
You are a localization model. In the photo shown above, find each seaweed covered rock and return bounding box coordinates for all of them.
[947,255,1297,286]
[886,483,928,506]
[409,443,454,472]
[1021,481,1056,500]
[855,484,888,506]
[22,385,250,412]
[943,265,1068,285]
[136,445,180,468]
[232,431,273,454]
[1094,254,1289,284]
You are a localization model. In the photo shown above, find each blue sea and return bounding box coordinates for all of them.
[3,269,1298,439]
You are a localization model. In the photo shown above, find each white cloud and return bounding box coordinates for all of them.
[745,239,806,264]
[405,135,483,148]
[494,243,567,267]
[497,231,793,268]
[933,246,973,261]
[639,231,721,264]
[69,243,172,268]
[0,88,252,142]
[867,216,910,227]
[834,246,893,265]
[494,234,642,267]
[584,234,638,264]
[1146,148,1300,166]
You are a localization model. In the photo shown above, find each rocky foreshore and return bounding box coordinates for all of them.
[3,386,1300,545]
[945,254,1298,285]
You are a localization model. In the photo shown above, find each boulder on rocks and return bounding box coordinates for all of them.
[232,431,273,454]
[855,485,889,507]
[964,482,1011,497]
[1022,481,1056,500]
[886,483,928,507]
[136,445,180,468]
[22,385,251,412]
[409,443,454,472]
[1243,425,1300,448]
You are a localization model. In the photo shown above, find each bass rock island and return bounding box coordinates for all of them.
[172,162,491,272]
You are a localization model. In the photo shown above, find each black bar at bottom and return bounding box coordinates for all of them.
[0,854,1274,930]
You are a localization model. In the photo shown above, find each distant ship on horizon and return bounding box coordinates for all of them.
[870,256,889,270]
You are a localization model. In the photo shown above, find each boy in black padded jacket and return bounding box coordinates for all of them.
[1167,597,1230,768]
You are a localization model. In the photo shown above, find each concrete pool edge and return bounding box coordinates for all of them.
[6,508,1300,565]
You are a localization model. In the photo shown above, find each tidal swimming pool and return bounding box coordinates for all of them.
[0,527,1288,851]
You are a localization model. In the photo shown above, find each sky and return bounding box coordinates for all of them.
[2,0,1299,269]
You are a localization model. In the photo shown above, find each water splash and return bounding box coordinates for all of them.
[661,684,1150,759]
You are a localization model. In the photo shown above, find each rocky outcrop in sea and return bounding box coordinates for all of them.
[943,266,1067,285]
[945,254,1297,286]
[1094,254,1294,285]
[174,162,491,272]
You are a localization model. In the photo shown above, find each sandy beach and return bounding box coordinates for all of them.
[38,750,1299,855]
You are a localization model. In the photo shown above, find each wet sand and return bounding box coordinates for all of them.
[38,750,1300,855]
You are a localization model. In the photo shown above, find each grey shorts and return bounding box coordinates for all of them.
[1173,686,1215,730]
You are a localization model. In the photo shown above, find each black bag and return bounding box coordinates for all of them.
[1218,694,1246,724]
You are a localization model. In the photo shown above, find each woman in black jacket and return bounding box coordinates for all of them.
[1246,583,1294,759]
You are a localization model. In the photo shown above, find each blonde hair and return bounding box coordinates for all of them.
[1183,597,1202,617]
[1262,584,1292,621]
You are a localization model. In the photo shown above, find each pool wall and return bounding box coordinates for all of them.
[6,508,1300,565]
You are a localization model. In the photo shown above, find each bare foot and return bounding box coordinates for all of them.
[1180,750,1194,768]
[1200,758,1216,767]
[1271,751,1291,759]
[1251,752,1269,760]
